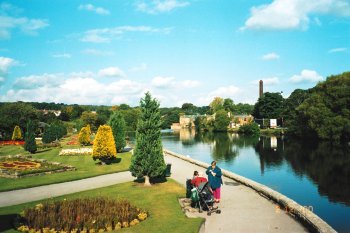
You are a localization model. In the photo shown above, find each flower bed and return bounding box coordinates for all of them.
[0,155,76,178]
[15,197,148,232]
[59,148,92,156]
[0,141,25,145]
[66,135,79,145]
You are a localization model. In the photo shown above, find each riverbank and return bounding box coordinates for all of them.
[164,149,336,233]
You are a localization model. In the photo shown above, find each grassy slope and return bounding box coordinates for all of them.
[0,135,131,192]
[0,179,203,233]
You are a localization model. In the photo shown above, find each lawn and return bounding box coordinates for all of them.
[0,135,132,192]
[0,179,203,233]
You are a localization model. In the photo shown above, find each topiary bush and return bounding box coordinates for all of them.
[108,111,126,152]
[24,120,37,154]
[11,125,22,141]
[92,125,116,163]
[78,125,91,146]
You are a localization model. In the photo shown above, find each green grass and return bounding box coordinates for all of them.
[0,179,203,233]
[0,135,132,192]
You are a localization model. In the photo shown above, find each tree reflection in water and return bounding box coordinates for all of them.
[255,137,350,206]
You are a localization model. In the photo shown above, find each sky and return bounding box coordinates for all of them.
[0,0,349,107]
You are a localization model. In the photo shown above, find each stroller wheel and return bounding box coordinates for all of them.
[216,209,221,214]
[207,212,211,216]
[199,209,203,213]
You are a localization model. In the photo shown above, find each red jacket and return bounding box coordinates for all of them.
[191,176,208,187]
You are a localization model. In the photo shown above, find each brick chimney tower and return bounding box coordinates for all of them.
[259,80,263,98]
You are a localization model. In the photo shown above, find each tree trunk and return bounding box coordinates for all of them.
[144,175,151,186]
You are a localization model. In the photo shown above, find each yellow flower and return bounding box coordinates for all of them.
[122,221,129,228]
[98,229,105,233]
[35,203,43,210]
[17,225,29,232]
[114,222,121,230]
[130,219,140,226]
[42,227,50,233]
[138,212,148,221]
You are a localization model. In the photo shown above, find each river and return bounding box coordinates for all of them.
[158,129,350,233]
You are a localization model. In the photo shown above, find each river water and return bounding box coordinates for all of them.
[159,129,350,233]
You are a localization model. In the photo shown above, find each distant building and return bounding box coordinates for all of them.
[38,109,61,117]
[230,114,254,128]
[171,115,196,130]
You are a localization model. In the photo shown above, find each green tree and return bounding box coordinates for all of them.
[92,125,117,163]
[24,120,37,154]
[252,92,284,119]
[80,111,98,131]
[42,121,67,143]
[11,125,22,141]
[287,72,350,142]
[108,111,126,152]
[223,98,235,113]
[129,92,166,186]
[120,108,141,131]
[209,97,224,113]
[0,102,37,140]
[214,109,230,132]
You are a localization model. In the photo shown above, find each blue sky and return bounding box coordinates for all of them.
[0,0,349,107]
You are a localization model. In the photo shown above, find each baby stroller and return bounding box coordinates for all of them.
[191,182,221,216]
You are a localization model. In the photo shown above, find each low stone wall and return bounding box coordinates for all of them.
[164,149,337,233]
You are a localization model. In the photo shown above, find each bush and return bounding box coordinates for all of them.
[92,125,116,162]
[16,198,148,232]
[238,122,260,136]
[11,126,22,141]
[78,125,91,146]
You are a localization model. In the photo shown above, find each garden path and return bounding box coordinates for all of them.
[0,171,133,207]
[164,152,308,233]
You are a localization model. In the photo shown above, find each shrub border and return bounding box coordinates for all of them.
[164,149,337,233]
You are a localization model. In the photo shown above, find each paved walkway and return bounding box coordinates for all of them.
[164,153,308,233]
[0,153,308,232]
[0,172,133,207]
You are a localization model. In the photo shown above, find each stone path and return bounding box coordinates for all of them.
[0,153,308,232]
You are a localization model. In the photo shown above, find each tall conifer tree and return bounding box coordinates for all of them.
[108,112,126,152]
[24,120,37,154]
[130,92,166,186]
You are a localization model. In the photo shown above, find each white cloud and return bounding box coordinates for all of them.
[262,52,280,60]
[2,72,146,105]
[13,73,64,90]
[151,76,200,89]
[242,0,350,31]
[289,69,324,83]
[136,0,190,14]
[81,49,114,56]
[78,4,110,15]
[0,15,48,39]
[152,76,175,88]
[98,67,125,78]
[52,53,71,59]
[81,26,172,43]
[181,80,200,88]
[130,63,147,72]
[0,56,18,84]
[328,47,347,53]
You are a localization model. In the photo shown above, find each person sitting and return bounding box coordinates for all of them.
[191,171,208,187]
